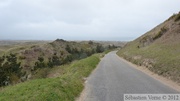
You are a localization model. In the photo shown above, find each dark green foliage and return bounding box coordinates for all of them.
[0,54,22,86]
[65,45,72,53]
[0,56,6,86]
[47,58,53,68]
[38,57,44,62]
[0,71,6,86]
[57,42,106,70]
[66,44,102,62]
[96,44,104,53]
[88,40,93,45]
[52,53,61,66]
[108,45,117,49]
[0,56,5,64]
[34,57,46,70]
[34,54,61,70]
[79,53,88,59]
[55,39,66,42]
[86,50,92,57]
[47,53,61,68]
[91,49,96,54]
[85,49,96,57]
[64,55,73,63]
[6,54,21,74]
[72,48,79,54]
[68,55,73,62]
[66,44,80,54]
[71,54,80,60]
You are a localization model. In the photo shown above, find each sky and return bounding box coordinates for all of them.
[0,0,180,41]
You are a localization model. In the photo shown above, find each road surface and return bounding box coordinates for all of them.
[80,51,179,101]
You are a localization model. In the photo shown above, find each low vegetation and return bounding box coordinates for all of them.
[152,27,167,40]
[117,12,180,83]
[0,54,22,86]
[174,12,180,22]
[0,39,117,86]
[0,54,101,101]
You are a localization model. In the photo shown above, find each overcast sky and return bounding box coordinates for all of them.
[0,0,180,41]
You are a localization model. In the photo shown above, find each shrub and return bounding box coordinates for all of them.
[0,54,22,86]
[88,40,93,45]
[19,55,26,60]
[153,27,167,40]
[96,44,104,53]
[174,13,180,22]
[65,45,72,53]
[52,54,61,66]
[34,57,46,70]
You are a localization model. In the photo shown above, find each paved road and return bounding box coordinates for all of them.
[82,51,179,101]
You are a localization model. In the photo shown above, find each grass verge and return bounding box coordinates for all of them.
[117,41,180,83]
[0,54,101,101]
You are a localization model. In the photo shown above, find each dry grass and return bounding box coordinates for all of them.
[117,12,180,83]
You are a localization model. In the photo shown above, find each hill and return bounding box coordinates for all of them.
[117,12,180,83]
[0,40,50,56]
[94,41,127,47]
[0,54,102,101]
[0,39,113,86]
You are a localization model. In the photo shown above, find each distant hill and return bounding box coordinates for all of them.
[117,12,180,83]
[94,41,127,47]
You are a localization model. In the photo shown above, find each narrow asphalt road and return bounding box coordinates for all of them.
[81,51,179,101]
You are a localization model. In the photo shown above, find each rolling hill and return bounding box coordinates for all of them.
[117,12,180,83]
[0,53,102,101]
[0,39,113,86]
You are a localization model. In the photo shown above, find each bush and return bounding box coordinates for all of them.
[65,45,72,53]
[96,44,104,53]
[0,54,22,86]
[19,55,26,60]
[34,57,46,70]
[88,40,93,45]
[153,27,167,40]
[174,13,180,22]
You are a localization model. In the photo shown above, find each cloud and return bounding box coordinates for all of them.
[0,0,180,41]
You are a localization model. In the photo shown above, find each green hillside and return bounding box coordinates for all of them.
[0,39,109,86]
[117,12,180,83]
[0,54,101,101]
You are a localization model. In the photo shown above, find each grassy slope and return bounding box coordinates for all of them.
[0,41,49,55]
[0,54,101,101]
[0,40,101,83]
[117,12,180,83]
